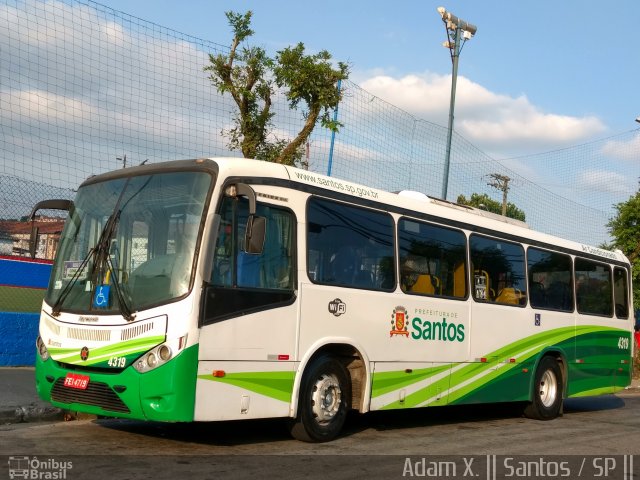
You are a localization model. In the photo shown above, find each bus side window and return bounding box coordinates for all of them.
[613,267,629,319]
[575,258,612,317]
[307,197,395,291]
[527,247,573,312]
[470,234,526,307]
[211,197,294,291]
[398,217,467,299]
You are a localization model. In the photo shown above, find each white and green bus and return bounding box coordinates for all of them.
[32,157,634,442]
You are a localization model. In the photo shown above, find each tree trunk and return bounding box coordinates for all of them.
[276,103,321,166]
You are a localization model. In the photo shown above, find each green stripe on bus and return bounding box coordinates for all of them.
[375,326,630,410]
[47,335,165,366]
[372,364,451,398]
[198,371,296,403]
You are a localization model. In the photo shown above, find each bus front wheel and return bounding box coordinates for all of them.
[288,355,351,442]
[524,356,563,420]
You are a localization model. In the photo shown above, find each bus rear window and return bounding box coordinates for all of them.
[527,247,573,312]
[575,258,612,317]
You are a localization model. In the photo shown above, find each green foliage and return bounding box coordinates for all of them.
[204,11,349,166]
[607,183,640,307]
[204,11,274,160]
[456,193,526,222]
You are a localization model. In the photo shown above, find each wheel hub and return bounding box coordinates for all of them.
[538,369,558,408]
[311,373,342,424]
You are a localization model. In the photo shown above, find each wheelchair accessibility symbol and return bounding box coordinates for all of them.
[93,285,110,308]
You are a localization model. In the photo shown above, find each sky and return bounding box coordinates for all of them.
[94,0,640,157]
[1,0,638,244]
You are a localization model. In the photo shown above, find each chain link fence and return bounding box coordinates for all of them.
[1,0,638,258]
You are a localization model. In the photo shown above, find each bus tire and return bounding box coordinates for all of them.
[288,355,351,442]
[524,356,563,420]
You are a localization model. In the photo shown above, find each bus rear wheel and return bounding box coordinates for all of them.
[524,356,563,420]
[288,355,351,442]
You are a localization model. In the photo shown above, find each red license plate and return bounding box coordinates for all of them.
[63,372,90,390]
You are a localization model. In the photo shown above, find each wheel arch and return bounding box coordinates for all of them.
[290,338,372,417]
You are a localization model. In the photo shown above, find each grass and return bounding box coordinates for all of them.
[0,285,45,313]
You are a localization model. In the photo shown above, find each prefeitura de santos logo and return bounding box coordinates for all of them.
[389,306,465,342]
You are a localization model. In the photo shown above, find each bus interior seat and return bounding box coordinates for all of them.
[411,274,439,295]
[453,262,465,297]
[495,287,522,305]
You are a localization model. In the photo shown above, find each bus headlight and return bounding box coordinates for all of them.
[158,345,172,361]
[133,335,185,373]
[36,336,50,361]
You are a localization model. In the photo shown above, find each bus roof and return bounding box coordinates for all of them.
[81,157,629,266]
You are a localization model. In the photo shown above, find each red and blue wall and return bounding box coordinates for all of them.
[0,256,52,366]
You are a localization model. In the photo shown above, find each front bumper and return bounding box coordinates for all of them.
[35,344,199,422]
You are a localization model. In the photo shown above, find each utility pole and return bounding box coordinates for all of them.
[437,6,477,200]
[487,173,511,216]
[116,154,127,169]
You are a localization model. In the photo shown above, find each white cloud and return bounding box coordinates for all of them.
[601,133,640,163]
[359,72,607,155]
[576,170,633,194]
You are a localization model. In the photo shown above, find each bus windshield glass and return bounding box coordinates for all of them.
[45,171,212,314]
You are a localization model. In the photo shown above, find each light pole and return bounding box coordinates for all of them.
[437,6,476,200]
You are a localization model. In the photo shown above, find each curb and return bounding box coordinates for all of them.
[0,404,64,424]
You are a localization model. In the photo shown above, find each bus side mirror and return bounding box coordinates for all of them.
[29,225,40,259]
[244,215,265,255]
[27,199,74,259]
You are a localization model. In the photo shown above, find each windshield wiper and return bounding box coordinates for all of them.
[51,210,117,317]
[51,210,136,321]
[89,210,136,321]
[100,212,135,321]
[52,177,149,321]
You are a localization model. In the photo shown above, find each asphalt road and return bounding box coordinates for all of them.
[2,392,640,479]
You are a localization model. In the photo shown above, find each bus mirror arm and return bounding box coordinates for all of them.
[226,183,265,254]
[233,183,257,215]
[27,199,74,259]
[29,225,40,259]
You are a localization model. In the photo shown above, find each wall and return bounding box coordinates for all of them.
[0,256,52,366]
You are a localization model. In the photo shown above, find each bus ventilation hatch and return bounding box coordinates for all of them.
[51,378,130,414]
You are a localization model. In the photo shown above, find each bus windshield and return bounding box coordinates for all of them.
[45,171,212,315]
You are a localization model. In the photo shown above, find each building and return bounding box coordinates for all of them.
[0,217,65,260]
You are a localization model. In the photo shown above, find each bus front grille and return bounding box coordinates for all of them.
[51,378,131,414]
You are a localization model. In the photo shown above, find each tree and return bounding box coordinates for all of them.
[456,193,526,222]
[607,183,640,308]
[204,11,349,166]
